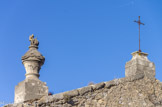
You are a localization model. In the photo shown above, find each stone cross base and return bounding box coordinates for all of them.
[125,51,155,78]
[14,79,48,103]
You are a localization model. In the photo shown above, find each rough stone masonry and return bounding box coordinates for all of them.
[5,35,162,107]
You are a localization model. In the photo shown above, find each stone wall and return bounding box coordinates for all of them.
[5,74,162,107]
[5,36,159,107]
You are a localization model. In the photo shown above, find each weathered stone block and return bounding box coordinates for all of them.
[92,82,105,90]
[14,79,48,103]
[79,86,92,95]
[64,89,79,97]
[125,51,155,78]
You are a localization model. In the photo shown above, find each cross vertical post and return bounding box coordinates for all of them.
[134,16,144,52]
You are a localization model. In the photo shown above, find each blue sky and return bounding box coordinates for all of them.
[0,0,162,105]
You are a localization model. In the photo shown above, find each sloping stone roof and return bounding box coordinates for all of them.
[5,75,162,107]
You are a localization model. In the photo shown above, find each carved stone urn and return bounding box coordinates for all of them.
[22,34,45,80]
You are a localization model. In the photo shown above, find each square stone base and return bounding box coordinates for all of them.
[125,51,155,78]
[14,79,48,103]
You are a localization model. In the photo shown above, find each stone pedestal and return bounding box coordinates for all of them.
[14,79,48,103]
[14,35,48,103]
[125,51,155,78]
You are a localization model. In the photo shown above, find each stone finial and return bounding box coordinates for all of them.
[125,51,155,78]
[21,35,45,80]
[14,35,48,103]
[29,34,39,48]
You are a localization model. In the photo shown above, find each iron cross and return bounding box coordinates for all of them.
[134,16,144,52]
